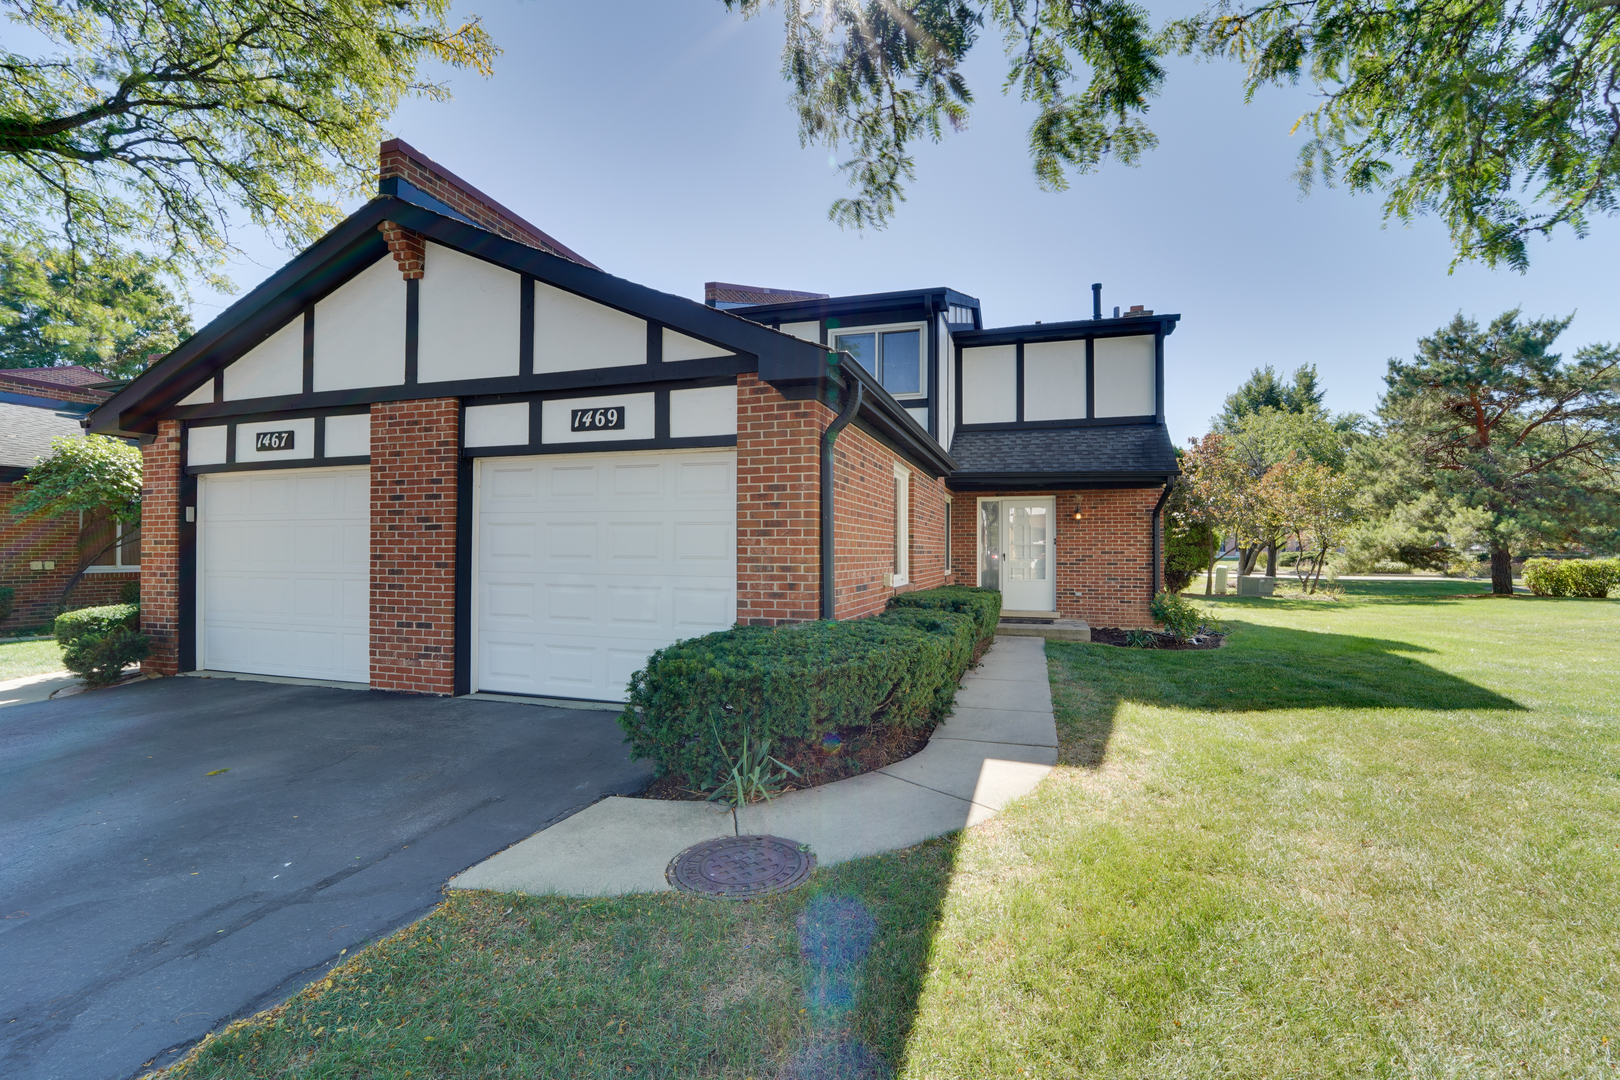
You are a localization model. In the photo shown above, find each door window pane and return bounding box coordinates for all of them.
[879,330,920,395]
[1007,505,1048,581]
[979,501,1001,590]
[118,524,141,567]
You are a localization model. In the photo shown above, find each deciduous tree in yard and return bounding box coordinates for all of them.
[0,0,498,277]
[0,244,190,378]
[1378,311,1620,595]
[9,434,143,608]
[1262,457,1355,592]
[733,0,1620,268]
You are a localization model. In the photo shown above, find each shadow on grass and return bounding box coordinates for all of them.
[1046,619,1525,769]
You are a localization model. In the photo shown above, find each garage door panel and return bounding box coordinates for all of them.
[549,463,597,498]
[611,462,663,496]
[477,449,735,702]
[487,520,538,561]
[200,467,369,683]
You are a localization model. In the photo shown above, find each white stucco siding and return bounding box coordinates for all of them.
[224,317,304,401]
[313,257,407,392]
[662,328,734,362]
[669,384,737,438]
[1093,335,1156,417]
[533,282,646,373]
[1022,340,1088,421]
[961,345,1017,425]
[418,242,521,383]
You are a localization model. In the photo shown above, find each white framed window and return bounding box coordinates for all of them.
[943,496,952,578]
[892,462,910,586]
[80,508,140,571]
[833,322,926,399]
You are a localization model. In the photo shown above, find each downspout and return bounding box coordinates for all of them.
[820,365,863,620]
[1150,480,1175,596]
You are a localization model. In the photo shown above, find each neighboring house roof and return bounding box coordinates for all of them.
[0,366,113,405]
[705,282,830,308]
[947,424,1178,488]
[0,399,87,481]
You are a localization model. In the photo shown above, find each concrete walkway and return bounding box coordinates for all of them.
[450,635,1059,897]
[0,670,76,708]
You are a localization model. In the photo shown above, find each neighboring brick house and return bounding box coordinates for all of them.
[88,140,1176,701]
[2,370,139,632]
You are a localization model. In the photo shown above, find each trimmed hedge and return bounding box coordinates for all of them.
[619,586,1001,793]
[55,603,140,645]
[55,604,148,687]
[1523,557,1620,598]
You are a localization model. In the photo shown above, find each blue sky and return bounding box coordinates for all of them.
[203,0,1619,446]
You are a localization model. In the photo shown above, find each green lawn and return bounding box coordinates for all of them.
[0,638,64,680]
[163,587,1619,1078]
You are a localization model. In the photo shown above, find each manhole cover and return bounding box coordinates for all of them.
[667,835,815,898]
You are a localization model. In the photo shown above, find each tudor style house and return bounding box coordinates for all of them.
[88,140,1178,702]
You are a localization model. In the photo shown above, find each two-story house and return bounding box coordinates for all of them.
[88,140,1179,703]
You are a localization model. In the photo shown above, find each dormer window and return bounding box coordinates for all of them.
[834,325,923,398]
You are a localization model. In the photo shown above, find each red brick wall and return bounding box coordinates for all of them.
[0,373,110,406]
[0,488,135,633]
[379,140,592,267]
[948,487,1161,628]
[139,422,183,674]
[736,373,826,625]
[829,421,949,621]
[734,372,950,625]
[371,399,459,693]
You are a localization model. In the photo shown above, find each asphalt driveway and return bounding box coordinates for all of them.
[0,676,653,1080]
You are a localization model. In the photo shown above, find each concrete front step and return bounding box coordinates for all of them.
[448,633,1060,898]
[995,617,1091,642]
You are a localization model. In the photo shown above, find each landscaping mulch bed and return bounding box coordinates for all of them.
[1089,627,1226,650]
[639,717,939,802]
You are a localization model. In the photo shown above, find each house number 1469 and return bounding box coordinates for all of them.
[570,407,625,431]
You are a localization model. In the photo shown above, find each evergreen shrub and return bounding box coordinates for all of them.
[619,586,1001,792]
[0,586,13,625]
[1522,558,1620,598]
[55,603,148,687]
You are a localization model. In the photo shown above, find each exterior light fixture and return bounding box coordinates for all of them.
[1072,506,1084,521]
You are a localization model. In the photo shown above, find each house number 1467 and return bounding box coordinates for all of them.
[570,407,625,431]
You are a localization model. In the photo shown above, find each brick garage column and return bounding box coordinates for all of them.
[139,421,182,675]
[736,372,828,625]
[371,400,459,693]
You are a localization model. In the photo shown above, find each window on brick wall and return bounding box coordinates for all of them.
[80,508,140,570]
[944,498,952,577]
[892,463,910,586]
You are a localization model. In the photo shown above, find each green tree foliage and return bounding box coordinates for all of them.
[1372,310,1620,595]
[10,434,142,525]
[0,0,498,275]
[0,244,190,377]
[733,0,1619,268]
[1217,364,1326,426]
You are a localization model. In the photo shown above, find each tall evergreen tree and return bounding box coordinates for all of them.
[1375,311,1620,594]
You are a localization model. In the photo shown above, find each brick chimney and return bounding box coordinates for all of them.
[377,139,598,270]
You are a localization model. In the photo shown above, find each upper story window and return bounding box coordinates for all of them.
[834,324,924,398]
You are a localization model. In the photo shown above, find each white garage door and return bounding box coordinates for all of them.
[198,467,370,683]
[476,449,736,702]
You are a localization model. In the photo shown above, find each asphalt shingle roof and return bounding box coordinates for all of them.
[0,400,86,473]
[949,424,1177,477]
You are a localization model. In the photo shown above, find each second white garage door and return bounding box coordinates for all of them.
[198,467,370,683]
[475,449,736,702]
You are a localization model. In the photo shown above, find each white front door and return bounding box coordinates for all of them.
[980,498,1057,612]
[197,467,371,682]
[475,449,737,703]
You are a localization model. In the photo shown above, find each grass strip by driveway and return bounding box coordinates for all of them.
[159,584,1619,1078]
[0,638,64,680]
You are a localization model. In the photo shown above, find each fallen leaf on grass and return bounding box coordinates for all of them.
[205,769,230,776]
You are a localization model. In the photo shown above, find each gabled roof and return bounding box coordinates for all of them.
[84,197,958,476]
[705,282,829,307]
[947,424,1178,489]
